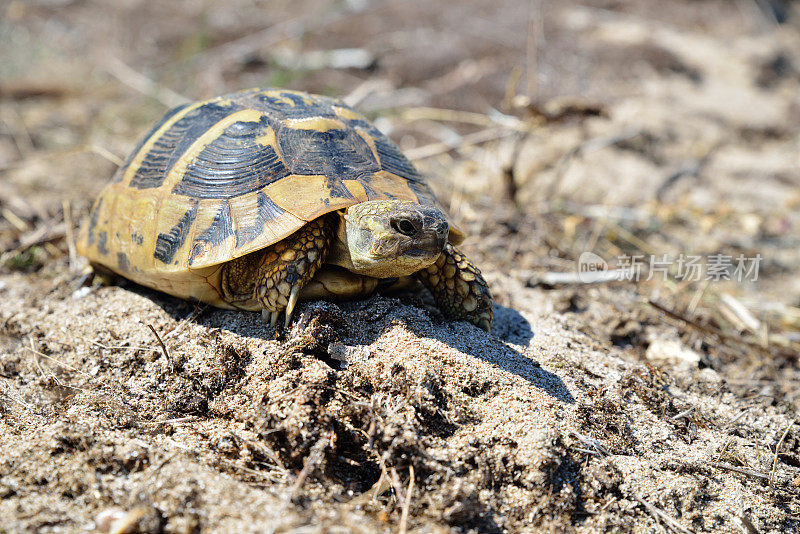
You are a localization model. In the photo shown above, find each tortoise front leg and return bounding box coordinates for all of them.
[415,243,493,332]
[221,216,332,328]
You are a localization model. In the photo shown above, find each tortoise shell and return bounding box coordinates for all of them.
[77,89,463,293]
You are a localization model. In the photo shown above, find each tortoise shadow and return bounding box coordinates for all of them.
[403,304,575,404]
[135,283,573,404]
[327,297,573,404]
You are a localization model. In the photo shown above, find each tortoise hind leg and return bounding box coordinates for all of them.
[220,216,333,328]
[85,262,119,287]
[415,243,493,332]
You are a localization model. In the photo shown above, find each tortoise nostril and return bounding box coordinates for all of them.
[391,217,418,236]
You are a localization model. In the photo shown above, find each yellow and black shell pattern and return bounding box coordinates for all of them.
[77,88,462,302]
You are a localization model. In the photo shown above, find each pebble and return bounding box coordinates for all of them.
[71,287,92,300]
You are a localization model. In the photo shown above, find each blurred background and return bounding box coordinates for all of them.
[1,0,799,391]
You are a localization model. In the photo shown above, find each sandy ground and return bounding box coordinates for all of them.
[1,1,799,532]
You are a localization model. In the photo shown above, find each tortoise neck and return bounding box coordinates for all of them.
[324,210,356,271]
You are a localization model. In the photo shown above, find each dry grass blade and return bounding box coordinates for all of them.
[572,431,611,457]
[347,469,391,508]
[711,462,770,481]
[146,324,172,369]
[719,293,761,333]
[89,144,124,167]
[648,300,785,359]
[216,458,285,484]
[769,419,795,487]
[534,269,629,286]
[670,406,696,421]
[552,127,643,184]
[398,464,415,534]
[62,200,77,270]
[1,208,30,231]
[0,224,67,266]
[18,223,66,250]
[387,466,406,509]
[633,494,693,534]
[398,106,533,131]
[24,345,91,379]
[526,0,543,99]
[739,513,761,534]
[290,434,329,497]
[86,338,160,352]
[1,378,36,411]
[106,57,189,108]
[571,447,603,456]
[0,81,71,100]
[138,416,196,425]
[0,105,34,156]
[186,6,350,65]
[163,305,208,339]
[405,127,517,161]
[570,432,690,532]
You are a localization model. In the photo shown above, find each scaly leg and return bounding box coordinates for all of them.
[415,243,493,332]
[220,216,332,328]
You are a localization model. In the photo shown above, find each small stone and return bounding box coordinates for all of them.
[96,508,127,532]
[645,339,701,370]
[72,287,92,299]
[328,342,371,367]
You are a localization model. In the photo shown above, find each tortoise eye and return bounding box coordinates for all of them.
[391,218,418,236]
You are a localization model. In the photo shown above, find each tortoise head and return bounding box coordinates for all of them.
[329,200,449,278]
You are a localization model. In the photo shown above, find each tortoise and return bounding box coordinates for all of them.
[77,88,493,331]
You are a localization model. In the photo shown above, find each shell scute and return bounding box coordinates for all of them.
[172,117,290,199]
[129,102,239,190]
[153,201,198,265]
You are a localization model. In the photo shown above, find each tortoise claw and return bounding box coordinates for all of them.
[262,309,280,328]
